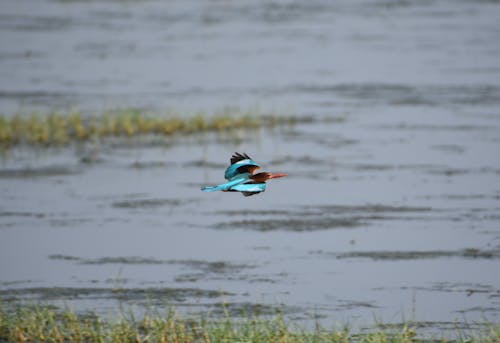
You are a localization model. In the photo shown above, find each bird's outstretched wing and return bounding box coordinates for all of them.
[201,176,248,192]
[201,178,265,197]
[224,152,261,180]
[230,182,266,196]
[230,152,251,165]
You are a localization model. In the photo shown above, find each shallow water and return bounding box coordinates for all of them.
[1,0,500,335]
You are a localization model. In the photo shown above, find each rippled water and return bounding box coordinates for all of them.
[1,0,500,334]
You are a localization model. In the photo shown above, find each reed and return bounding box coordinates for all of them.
[0,304,498,343]
[0,109,305,149]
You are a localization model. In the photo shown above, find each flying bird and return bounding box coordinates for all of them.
[201,152,287,196]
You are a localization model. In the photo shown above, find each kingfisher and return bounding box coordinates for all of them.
[201,152,287,196]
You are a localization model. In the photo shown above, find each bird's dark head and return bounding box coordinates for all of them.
[250,172,288,183]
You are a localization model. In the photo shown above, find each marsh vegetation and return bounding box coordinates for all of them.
[0,109,303,149]
[1,305,499,343]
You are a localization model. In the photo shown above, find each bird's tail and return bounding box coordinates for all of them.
[201,185,221,192]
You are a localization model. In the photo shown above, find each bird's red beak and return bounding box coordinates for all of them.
[269,173,288,179]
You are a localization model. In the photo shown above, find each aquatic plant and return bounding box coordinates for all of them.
[0,304,498,343]
[0,109,305,149]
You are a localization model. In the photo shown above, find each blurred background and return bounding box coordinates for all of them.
[1,0,500,335]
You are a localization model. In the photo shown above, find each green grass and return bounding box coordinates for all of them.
[0,109,305,149]
[0,304,499,343]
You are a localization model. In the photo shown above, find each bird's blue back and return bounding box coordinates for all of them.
[224,158,260,180]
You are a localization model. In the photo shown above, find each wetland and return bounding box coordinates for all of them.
[1,0,500,339]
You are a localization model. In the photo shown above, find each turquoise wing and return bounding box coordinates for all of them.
[201,176,248,192]
[229,183,266,196]
[224,153,260,180]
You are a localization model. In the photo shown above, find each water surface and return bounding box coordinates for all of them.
[1,0,500,335]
